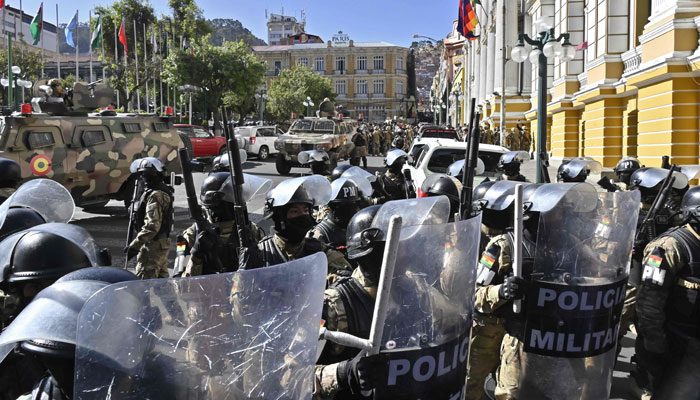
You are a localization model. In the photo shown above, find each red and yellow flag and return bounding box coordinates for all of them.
[457,0,480,40]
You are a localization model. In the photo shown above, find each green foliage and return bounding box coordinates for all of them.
[163,39,265,122]
[0,46,43,82]
[267,66,335,121]
[61,74,76,89]
[168,0,211,43]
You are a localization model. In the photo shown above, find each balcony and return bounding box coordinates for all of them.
[313,69,326,75]
[370,69,385,74]
[334,69,347,75]
[395,68,406,75]
[336,94,347,99]
[622,47,642,75]
[355,69,369,75]
[355,93,368,99]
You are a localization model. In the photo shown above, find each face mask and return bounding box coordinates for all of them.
[356,243,386,285]
[279,214,316,243]
[332,205,358,227]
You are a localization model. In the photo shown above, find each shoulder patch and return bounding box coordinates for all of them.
[480,244,501,270]
[642,246,667,286]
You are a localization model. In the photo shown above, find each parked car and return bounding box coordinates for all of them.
[174,124,226,159]
[234,125,284,160]
[403,139,508,194]
[415,125,461,141]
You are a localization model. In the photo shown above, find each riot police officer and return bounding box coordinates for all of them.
[422,174,461,220]
[466,182,538,399]
[124,158,174,279]
[314,205,382,399]
[242,176,351,281]
[557,158,602,183]
[614,157,642,190]
[496,151,530,182]
[636,185,700,398]
[374,149,410,203]
[0,158,21,203]
[310,178,364,255]
[352,127,368,168]
[179,172,264,277]
[330,164,354,182]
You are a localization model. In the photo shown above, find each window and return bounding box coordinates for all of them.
[356,79,368,94]
[193,128,211,138]
[27,131,55,149]
[258,128,275,137]
[314,120,335,131]
[357,56,367,70]
[297,57,309,68]
[396,80,404,95]
[373,79,385,95]
[274,61,282,74]
[335,56,346,72]
[81,130,107,146]
[123,122,142,133]
[153,122,169,132]
[396,56,404,70]
[335,80,347,95]
[314,57,325,71]
[373,55,384,70]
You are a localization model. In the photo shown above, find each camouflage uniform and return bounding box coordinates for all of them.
[466,233,512,399]
[314,268,376,400]
[505,130,520,151]
[382,129,392,155]
[371,130,381,156]
[0,188,14,204]
[0,289,20,330]
[130,189,173,279]
[519,129,532,152]
[180,218,264,276]
[635,224,700,398]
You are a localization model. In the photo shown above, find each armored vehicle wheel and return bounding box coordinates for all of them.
[276,154,291,175]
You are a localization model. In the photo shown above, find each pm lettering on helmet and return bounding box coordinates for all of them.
[342,185,357,198]
[524,278,627,357]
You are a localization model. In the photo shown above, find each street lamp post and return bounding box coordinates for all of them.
[302,96,315,117]
[511,18,577,183]
[449,91,464,128]
[438,101,446,125]
[177,84,201,125]
[254,89,269,124]
[2,65,32,111]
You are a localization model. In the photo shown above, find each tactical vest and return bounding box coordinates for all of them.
[256,235,324,267]
[660,226,700,338]
[134,186,174,240]
[197,223,241,275]
[318,276,374,366]
[314,219,347,252]
[378,173,406,201]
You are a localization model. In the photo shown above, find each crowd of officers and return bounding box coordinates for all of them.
[0,127,699,399]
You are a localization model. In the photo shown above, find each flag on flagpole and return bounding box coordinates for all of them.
[457,0,479,40]
[29,3,42,45]
[118,20,127,57]
[91,14,102,50]
[66,11,78,48]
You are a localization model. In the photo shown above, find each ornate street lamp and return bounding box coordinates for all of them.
[511,17,577,183]
[302,96,315,117]
[254,89,269,124]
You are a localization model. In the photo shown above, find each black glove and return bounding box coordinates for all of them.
[191,229,218,260]
[337,352,377,395]
[124,245,138,260]
[499,276,527,300]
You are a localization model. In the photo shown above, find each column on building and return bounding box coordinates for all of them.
[478,1,489,108]
[630,0,700,167]
[548,0,585,161]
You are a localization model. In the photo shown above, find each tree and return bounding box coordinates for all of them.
[163,39,265,122]
[267,66,335,121]
[0,47,44,106]
[168,0,211,45]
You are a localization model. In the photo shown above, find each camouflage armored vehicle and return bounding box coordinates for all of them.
[273,100,357,175]
[0,80,185,208]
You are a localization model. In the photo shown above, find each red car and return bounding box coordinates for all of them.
[174,125,227,158]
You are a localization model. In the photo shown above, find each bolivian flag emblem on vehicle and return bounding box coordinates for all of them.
[30,154,52,176]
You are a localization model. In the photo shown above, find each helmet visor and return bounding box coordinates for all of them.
[385,149,408,167]
[129,157,165,173]
[0,179,74,231]
[266,175,332,208]
[530,183,599,213]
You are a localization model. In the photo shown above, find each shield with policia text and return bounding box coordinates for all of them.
[73,253,327,399]
[366,197,482,399]
[518,183,640,399]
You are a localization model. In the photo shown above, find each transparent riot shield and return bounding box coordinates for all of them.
[266,175,332,208]
[221,173,273,204]
[371,196,450,239]
[331,176,372,199]
[0,178,75,230]
[446,158,485,177]
[74,253,328,400]
[366,214,482,400]
[518,188,641,399]
[341,166,377,183]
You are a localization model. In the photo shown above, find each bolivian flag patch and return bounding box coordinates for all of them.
[176,242,187,252]
[647,254,662,267]
[601,217,611,225]
[480,253,496,269]
[642,247,667,286]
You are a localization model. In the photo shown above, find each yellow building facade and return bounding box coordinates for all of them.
[460,0,700,168]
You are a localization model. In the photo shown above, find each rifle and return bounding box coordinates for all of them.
[597,177,621,192]
[124,177,142,269]
[635,165,677,245]
[461,105,481,220]
[220,106,253,250]
[178,147,224,273]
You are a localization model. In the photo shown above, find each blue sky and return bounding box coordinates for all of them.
[14,0,456,47]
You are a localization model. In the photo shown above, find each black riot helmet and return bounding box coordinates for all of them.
[681,186,700,230]
[264,176,331,242]
[614,157,642,185]
[423,175,460,217]
[130,157,166,187]
[18,268,137,399]
[385,149,408,172]
[346,205,383,260]
[0,207,45,241]
[0,158,21,188]
[472,180,496,212]
[6,230,92,284]
[200,172,235,222]
[497,151,528,177]
[330,164,353,181]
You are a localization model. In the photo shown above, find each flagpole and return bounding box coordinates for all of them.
[100,14,105,81]
[40,3,44,78]
[133,20,139,111]
[18,0,22,58]
[89,10,93,82]
[123,19,128,111]
[55,4,59,78]
[143,22,148,113]
[75,10,78,81]
[114,19,119,108]
[152,26,156,113]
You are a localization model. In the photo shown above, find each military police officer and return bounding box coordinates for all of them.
[124,158,174,279]
[310,178,365,256]
[614,157,642,190]
[496,151,530,182]
[374,149,410,203]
